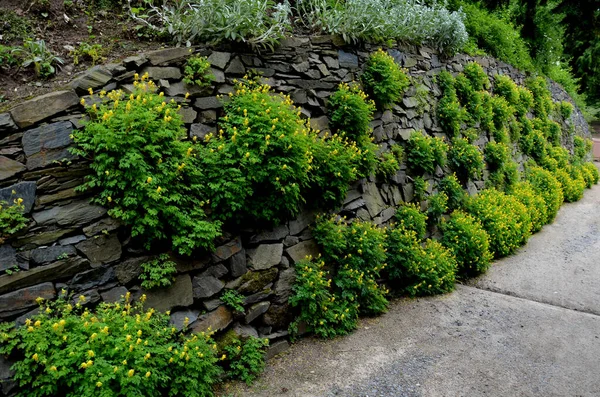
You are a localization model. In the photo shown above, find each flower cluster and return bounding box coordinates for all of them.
[0,193,27,245]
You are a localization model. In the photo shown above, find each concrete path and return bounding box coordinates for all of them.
[221,174,600,397]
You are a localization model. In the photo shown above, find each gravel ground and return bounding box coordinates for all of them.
[219,165,600,397]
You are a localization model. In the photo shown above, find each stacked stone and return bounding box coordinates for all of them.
[0,37,589,379]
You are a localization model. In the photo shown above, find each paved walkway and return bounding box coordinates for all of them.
[222,171,600,397]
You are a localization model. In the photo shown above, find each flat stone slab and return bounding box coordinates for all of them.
[470,180,600,315]
[228,286,600,396]
[9,91,79,128]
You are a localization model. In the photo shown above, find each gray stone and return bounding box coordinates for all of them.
[13,228,75,248]
[289,210,317,235]
[467,180,478,196]
[170,309,201,331]
[230,268,279,294]
[30,245,76,265]
[178,106,197,123]
[82,217,121,237]
[0,156,25,181]
[403,183,414,203]
[228,249,248,278]
[114,256,147,284]
[71,66,113,93]
[208,51,232,69]
[192,275,224,299]
[292,61,310,73]
[70,267,115,291]
[194,96,223,110]
[73,289,102,306]
[317,64,330,76]
[338,50,358,69]
[243,289,273,306]
[225,57,246,75]
[284,235,300,247]
[286,239,320,264]
[0,257,89,295]
[404,57,418,68]
[345,198,366,211]
[36,187,85,206]
[100,286,128,303]
[0,282,55,318]
[189,123,215,140]
[232,322,259,338]
[203,298,223,311]
[245,301,270,324]
[212,236,242,262]
[0,181,36,214]
[32,200,107,227]
[323,56,339,69]
[402,97,419,108]
[273,268,296,304]
[310,116,329,132]
[248,244,283,270]
[266,340,290,359]
[142,66,182,80]
[59,235,86,245]
[201,264,228,279]
[75,234,122,267]
[143,274,194,313]
[211,68,225,83]
[262,303,291,328]
[26,147,77,170]
[250,225,289,244]
[362,182,386,217]
[164,81,211,97]
[123,55,147,68]
[147,47,191,65]
[0,245,18,272]
[10,91,79,128]
[190,305,232,333]
[0,113,17,133]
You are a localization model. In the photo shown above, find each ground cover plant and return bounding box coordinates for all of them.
[360,49,409,109]
[0,198,28,245]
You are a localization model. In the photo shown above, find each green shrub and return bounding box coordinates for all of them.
[573,136,588,162]
[406,131,448,174]
[438,174,466,211]
[526,76,554,119]
[377,151,400,179]
[361,49,409,109]
[412,176,428,202]
[487,159,519,192]
[222,336,268,384]
[440,210,492,277]
[427,192,448,223]
[71,81,221,255]
[525,165,563,223]
[494,75,520,106]
[139,254,178,290]
[463,62,489,91]
[289,258,359,338]
[447,138,484,180]
[553,167,584,203]
[395,203,427,239]
[509,181,548,233]
[386,228,456,297]
[582,162,600,185]
[490,96,513,136]
[559,101,574,119]
[0,45,21,68]
[327,82,376,141]
[313,217,388,316]
[466,189,531,258]
[183,56,214,87]
[437,71,466,137]
[220,290,245,313]
[516,87,534,117]
[519,128,548,162]
[0,294,222,397]
[70,42,106,66]
[0,198,28,245]
[484,141,511,170]
[548,146,570,168]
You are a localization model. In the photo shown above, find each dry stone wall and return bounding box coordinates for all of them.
[0,36,590,380]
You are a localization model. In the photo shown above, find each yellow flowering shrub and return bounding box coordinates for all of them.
[360,49,410,109]
[0,196,27,245]
[509,181,548,233]
[526,165,563,222]
[0,293,222,397]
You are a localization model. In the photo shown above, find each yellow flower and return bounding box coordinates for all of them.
[107,196,112,203]
[50,366,57,371]
[32,353,39,361]
[146,177,152,183]
[144,353,151,360]
[34,320,41,327]
[220,354,226,360]
[80,98,86,106]
[128,369,135,377]
[88,350,95,358]
[145,371,151,378]
[156,186,162,193]
[96,382,102,388]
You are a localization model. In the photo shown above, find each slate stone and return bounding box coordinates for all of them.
[248,244,283,270]
[36,187,84,206]
[192,275,224,299]
[266,340,290,359]
[58,235,86,245]
[0,282,55,318]
[82,217,121,237]
[69,267,115,291]
[0,113,17,133]
[212,236,242,262]
[114,256,148,285]
[203,298,223,311]
[233,268,278,295]
[338,50,358,68]
[273,268,296,304]
[32,200,107,227]
[10,91,79,128]
[164,81,211,97]
[262,303,291,328]
[0,257,89,295]
[310,115,329,132]
[200,264,228,279]
[123,55,148,69]
[403,97,419,108]
[208,51,231,69]
[404,57,418,68]
[75,234,122,267]
[362,182,386,217]
[232,322,259,338]
[249,225,289,244]
[286,239,320,264]
[227,249,248,278]
[0,157,25,181]
[245,301,270,324]
[26,147,77,170]
[0,181,36,214]
[142,66,182,80]
[30,245,76,265]
[71,66,113,93]
[73,289,101,306]
[178,106,197,123]
[20,120,73,156]
[0,245,18,272]
[170,309,201,331]
[13,228,76,248]
[194,97,223,110]
[146,47,191,65]
[323,56,339,69]
[190,305,233,334]
[100,286,128,303]
[225,57,246,75]
[243,288,273,306]
[189,123,215,140]
[289,210,317,235]
[292,61,310,73]
[143,274,194,312]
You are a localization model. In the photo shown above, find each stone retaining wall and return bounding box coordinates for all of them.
[0,37,590,390]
